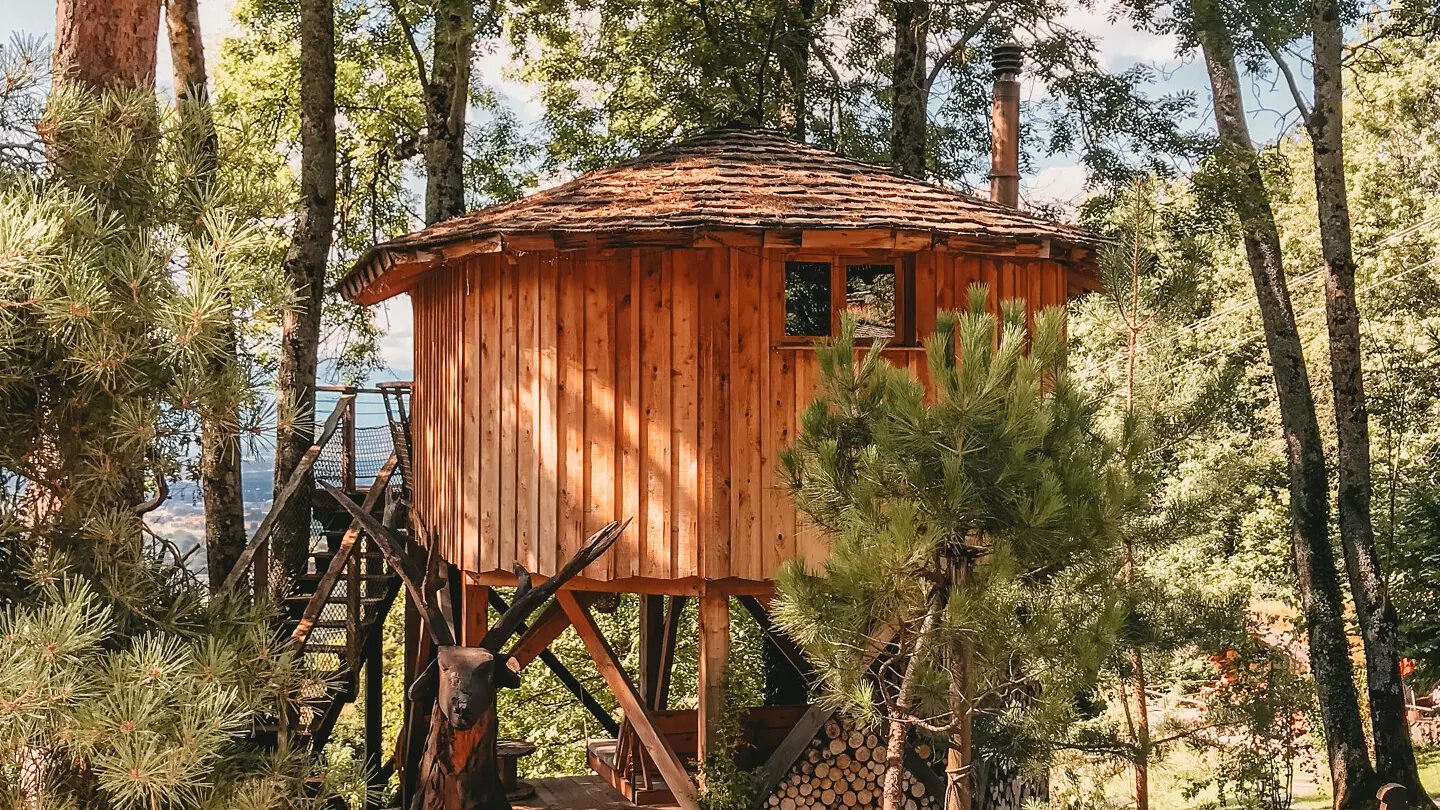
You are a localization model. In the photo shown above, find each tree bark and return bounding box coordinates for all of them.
[423,0,475,224]
[164,0,248,591]
[890,0,927,178]
[1307,3,1430,801]
[54,0,161,91]
[1194,5,1377,805]
[272,0,336,587]
[944,560,972,810]
[786,0,816,142]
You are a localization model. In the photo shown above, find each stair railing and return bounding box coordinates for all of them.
[220,394,356,598]
[289,453,400,655]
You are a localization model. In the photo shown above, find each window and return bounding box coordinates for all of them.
[845,263,897,339]
[781,256,912,344]
[785,261,832,337]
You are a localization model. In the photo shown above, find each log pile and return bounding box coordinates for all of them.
[764,716,939,810]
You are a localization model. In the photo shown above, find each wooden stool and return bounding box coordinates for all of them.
[498,739,538,800]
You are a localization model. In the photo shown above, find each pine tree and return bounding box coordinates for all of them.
[773,289,1139,810]
[0,67,315,809]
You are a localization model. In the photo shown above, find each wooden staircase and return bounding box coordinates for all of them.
[226,386,413,789]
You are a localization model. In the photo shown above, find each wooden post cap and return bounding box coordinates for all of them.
[1379,783,1410,810]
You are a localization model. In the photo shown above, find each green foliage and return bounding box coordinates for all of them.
[774,291,1138,762]
[217,0,539,382]
[510,0,1203,183]
[0,80,316,809]
[0,563,326,810]
[694,677,759,810]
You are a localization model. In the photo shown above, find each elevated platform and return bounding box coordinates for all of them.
[512,776,677,810]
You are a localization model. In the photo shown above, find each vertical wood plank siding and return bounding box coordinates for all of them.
[407,248,1073,590]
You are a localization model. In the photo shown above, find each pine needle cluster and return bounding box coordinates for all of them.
[772,285,1143,768]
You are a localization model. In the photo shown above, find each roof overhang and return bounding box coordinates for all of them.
[339,227,1095,306]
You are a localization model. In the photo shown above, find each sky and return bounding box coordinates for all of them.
[3,0,1305,554]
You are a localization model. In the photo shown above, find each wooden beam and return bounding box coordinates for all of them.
[736,595,812,689]
[655,595,687,710]
[753,703,830,796]
[696,588,729,770]
[439,235,503,260]
[639,595,666,706]
[489,590,619,736]
[507,600,571,670]
[801,228,894,250]
[222,395,353,595]
[556,591,699,810]
[504,233,557,252]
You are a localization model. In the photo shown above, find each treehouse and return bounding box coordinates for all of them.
[340,57,1097,810]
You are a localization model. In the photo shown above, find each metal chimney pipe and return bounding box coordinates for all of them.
[989,43,1023,207]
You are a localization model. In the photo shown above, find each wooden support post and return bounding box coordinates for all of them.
[557,591,699,810]
[697,587,729,771]
[462,583,489,647]
[342,391,357,494]
[401,594,433,808]
[639,595,666,706]
[655,595,686,710]
[364,610,384,800]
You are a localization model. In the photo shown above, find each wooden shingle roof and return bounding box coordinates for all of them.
[341,127,1094,304]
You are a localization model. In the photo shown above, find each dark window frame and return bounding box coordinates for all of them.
[778,253,915,346]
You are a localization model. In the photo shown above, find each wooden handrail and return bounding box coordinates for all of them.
[290,454,399,650]
[219,394,356,595]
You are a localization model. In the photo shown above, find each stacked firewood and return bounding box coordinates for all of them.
[764,716,939,810]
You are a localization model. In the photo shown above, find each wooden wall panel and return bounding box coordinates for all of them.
[616,251,641,578]
[498,257,518,572]
[411,245,1081,592]
[479,255,501,573]
[463,260,480,572]
[700,248,732,581]
[584,252,615,579]
[516,255,539,571]
[558,254,585,569]
[730,247,763,582]
[672,250,700,579]
[640,249,672,580]
[538,255,560,575]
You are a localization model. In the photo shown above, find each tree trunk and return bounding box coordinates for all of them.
[164,0,248,591]
[1307,3,1430,801]
[786,0,816,142]
[890,0,927,178]
[944,560,972,810]
[54,0,161,91]
[1194,6,1377,806]
[423,0,475,224]
[272,0,336,587]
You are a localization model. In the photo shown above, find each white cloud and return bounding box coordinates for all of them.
[1061,0,1181,69]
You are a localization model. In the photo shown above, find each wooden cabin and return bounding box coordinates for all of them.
[341,125,1096,809]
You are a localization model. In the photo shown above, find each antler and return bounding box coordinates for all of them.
[478,519,628,653]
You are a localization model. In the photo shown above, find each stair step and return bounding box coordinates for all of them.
[282,594,392,607]
[303,643,356,656]
[293,567,394,579]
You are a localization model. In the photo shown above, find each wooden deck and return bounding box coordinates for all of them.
[511,776,678,810]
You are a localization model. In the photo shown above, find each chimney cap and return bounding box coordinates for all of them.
[992,43,1023,79]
